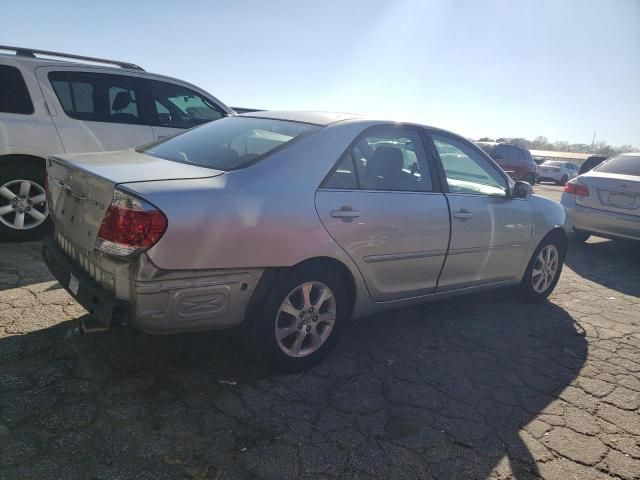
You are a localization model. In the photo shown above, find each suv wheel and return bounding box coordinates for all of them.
[519,232,566,301]
[557,175,568,186]
[254,265,348,372]
[523,173,535,185]
[0,164,51,242]
[570,228,590,243]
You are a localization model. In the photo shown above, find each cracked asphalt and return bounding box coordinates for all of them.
[1,185,639,479]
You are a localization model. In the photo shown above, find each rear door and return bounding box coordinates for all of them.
[315,125,450,301]
[35,67,155,152]
[428,132,532,290]
[139,77,228,142]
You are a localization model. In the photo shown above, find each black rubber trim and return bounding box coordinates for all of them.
[41,236,129,326]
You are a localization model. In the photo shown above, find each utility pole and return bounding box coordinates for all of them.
[591,131,596,152]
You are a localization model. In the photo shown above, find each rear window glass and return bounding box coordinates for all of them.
[140,116,319,170]
[0,65,34,114]
[594,155,639,176]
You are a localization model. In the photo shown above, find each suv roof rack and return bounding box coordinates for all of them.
[0,45,144,71]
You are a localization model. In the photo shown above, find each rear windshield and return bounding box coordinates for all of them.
[140,116,319,170]
[594,154,639,176]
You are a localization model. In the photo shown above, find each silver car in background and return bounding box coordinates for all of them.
[42,111,568,371]
[562,153,639,242]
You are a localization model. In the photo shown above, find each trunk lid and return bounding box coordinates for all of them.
[576,172,640,216]
[47,149,222,250]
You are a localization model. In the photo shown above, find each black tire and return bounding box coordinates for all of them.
[519,232,566,301]
[523,173,535,185]
[570,228,590,243]
[557,175,568,186]
[254,264,348,372]
[0,163,52,242]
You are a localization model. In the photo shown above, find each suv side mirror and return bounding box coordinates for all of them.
[512,181,532,199]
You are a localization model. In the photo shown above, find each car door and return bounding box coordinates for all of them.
[139,77,229,142]
[315,126,450,301]
[428,132,533,290]
[35,67,155,152]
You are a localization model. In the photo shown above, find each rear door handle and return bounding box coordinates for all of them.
[330,207,361,220]
[453,209,473,220]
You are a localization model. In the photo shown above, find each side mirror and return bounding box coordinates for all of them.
[512,181,532,199]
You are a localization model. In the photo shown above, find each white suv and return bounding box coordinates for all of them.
[0,45,234,241]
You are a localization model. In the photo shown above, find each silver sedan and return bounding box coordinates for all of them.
[562,153,639,242]
[43,111,569,371]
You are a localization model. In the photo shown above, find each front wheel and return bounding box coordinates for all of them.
[519,233,566,301]
[570,228,590,243]
[254,265,348,372]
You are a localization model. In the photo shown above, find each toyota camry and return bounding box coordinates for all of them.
[43,111,569,371]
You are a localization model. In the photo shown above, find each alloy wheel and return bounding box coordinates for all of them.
[0,179,48,230]
[531,244,559,293]
[275,281,336,358]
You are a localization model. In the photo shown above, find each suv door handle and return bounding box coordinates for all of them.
[453,209,473,220]
[330,207,361,220]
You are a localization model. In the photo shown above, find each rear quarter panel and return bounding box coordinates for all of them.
[124,120,376,272]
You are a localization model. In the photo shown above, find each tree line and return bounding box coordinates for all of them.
[476,136,638,157]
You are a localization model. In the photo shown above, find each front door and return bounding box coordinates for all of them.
[429,132,532,290]
[315,126,450,301]
[35,67,155,153]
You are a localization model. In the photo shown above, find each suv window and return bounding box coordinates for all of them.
[49,71,142,124]
[324,127,433,192]
[0,65,34,114]
[432,133,508,196]
[147,79,224,129]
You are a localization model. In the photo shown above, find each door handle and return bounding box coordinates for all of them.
[453,209,473,220]
[330,206,361,220]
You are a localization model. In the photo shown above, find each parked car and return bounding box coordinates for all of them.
[475,142,538,185]
[0,45,234,242]
[578,155,608,175]
[561,153,639,242]
[537,161,579,185]
[42,111,569,371]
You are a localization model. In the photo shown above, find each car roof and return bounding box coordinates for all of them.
[239,110,363,126]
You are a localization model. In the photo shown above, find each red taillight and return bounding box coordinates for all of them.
[563,181,589,196]
[96,190,167,256]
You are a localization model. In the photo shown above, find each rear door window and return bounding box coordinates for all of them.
[48,71,143,124]
[0,65,34,114]
[146,79,225,129]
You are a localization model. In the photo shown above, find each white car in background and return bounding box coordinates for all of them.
[538,161,579,185]
[561,153,639,242]
[0,45,234,242]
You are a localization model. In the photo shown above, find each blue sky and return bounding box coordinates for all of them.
[2,0,639,147]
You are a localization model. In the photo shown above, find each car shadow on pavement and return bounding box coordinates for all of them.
[564,237,640,297]
[0,291,586,479]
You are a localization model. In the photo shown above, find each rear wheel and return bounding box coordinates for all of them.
[0,164,51,242]
[523,173,535,185]
[519,233,566,301]
[254,265,348,372]
[557,175,568,186]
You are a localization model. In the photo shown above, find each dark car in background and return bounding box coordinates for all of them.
[578,155,609,175]
[475,142,537,185]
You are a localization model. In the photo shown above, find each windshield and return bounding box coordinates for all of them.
[139,116,319,170]
[594,154,639,176]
